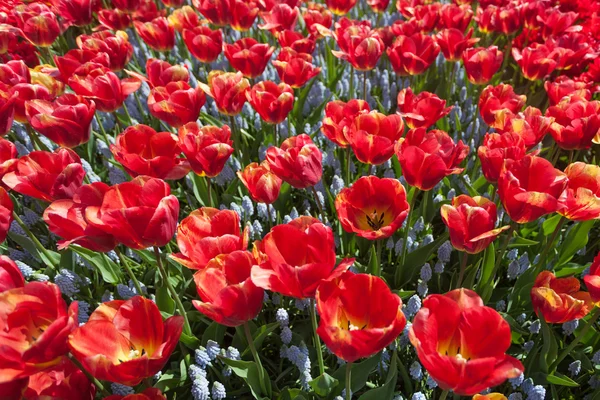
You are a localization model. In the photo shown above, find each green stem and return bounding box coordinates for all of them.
[309,298,325,376]
[491,224,515,278]
[206,177,213,207]
[69,355,111,397]
[549,307,600,371]
[310,186,325,219]
[267,204,273,230]
[363,70,367,101]
[154,246,192,335]
[12,212,55,269]
[115,247,144,296]
[456,252,468,288]
[374,239,382,276]
[345,147,351,185]
[244,322,268,395]
[535,217,566,272]
[345,361,352,400]
[349,67,355,101]
[439,389,450,400]
[396,189,420,286]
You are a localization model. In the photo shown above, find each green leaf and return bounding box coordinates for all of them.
[542,214,563,236]
[156,286,175,315]
[241,322,279,358]
[368,244,378,276]
[557,220,595,266]
[332,353,381,395]
[221,358,272,399]
[179,331,201,349]
[279,389,308,400]
[477,243,495,303]
[547,373,580,387]
[539,317,558,373]
[8,232,60,267]
[309,373,339,397]
[71,246,121,284]
[358,351,398,400]
[399,233,449,286]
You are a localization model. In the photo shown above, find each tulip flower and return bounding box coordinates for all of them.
[303,2,333,34]
[335,176,409,240]
[76,31,133,72]
[332,19,385,71]
[512,44,558,81]
[545,77,592,106]
[2,148,85,202]
[477,132,526,183]
[224,38,275,79]
[395,128,468,191]
[68,296,183,386]
[54,49,111,82]
[98,8,132,31]
[367,0,389,13]
[273,49,321,88]
[546,97,600,150]
[497,155,568,224]
[0,137,17,182]
[171,207,249,270]
[441,195,510,254]
[13,3,60,47]
[265,134,322,189]
[7,83,52,124]
[0,60,30,85]
[0,187,13,244]
[0,255,23,293]
[193,250,264,326]
[463,46,503,85]
[54,0,98,27]
[546,33,592,73]
[141,58,189,88]
[439,3,473,31]
[198,71,250,116]
[247,81,294,124]
[531,271,593,323]
[558,162,600,221]
[0,88,16,135]
[252,217,354,298]
[347,111,404,165]
[277,30,316,54]
[473,394,507,400]
[387,33,440,76]
[397,88,452,129]
[0,282,78,383]
[409,4,440,33]
[24,356,96,400]
[193,0,230,26]
[494,106,553,149]
[0,378,27,399]
[113,0,141,13]
[258,3,299,32]
[148,81,206,128]
[43,182,117,252]
[475,5,495,33]
[111,125,190,180]
[326,0,357,15]
[479,84,527,126]
[167,6,199,32]
[435,28,478,63]
[321,99,370,147]
[237,161,282,204]
[583,252,600,303]
[410,289,524,395]
[316,272,406,362]
[182,26,223,64]
[134,17,175,52]
[231,0,260,31]
[25,94,95,148]
[538,8,578,39]
[134,0,165,20]
[104,388,166,400]
[178,122,234,178]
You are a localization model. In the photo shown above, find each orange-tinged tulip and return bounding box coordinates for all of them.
[395,128,468,191]
[98,8,132,31]
[316,272,406,362]
[387,33,440,76]
[252,216,354,298]
[439,3,473,31]
[104,388,166,400]
[321,99,370,148]
[167,6,199,32]
[277,30,316,54]
[171,207,249,270]
[258,3,299,32]
[0,187,13,244]
[410,289,524,395]
[43,182,117,253]
[473,394,507,400]
[178,122,234,178]
[76,31,133,72]
[148,81,206,128]
[247,80,294,124]
[142,58,189,89]
[25,93,95,148]
[441,195,510,254]
[111,125,190,180]
[478,84,526,126]
[68,296,183,386]
[546,97,600,150]
[531,271,593,323]
[435,28,478,62]
[326,0,357,15]
[30,64,64,99]
[512,43,558,81]
[332,18,384,71]
[2,148,85,202]
[193,250,264,326]
[85,176,179,250]
[347,111,404,165]
[272,49,321,88]
[7,83,52,124]
[182,25,223,63]
[477,132,526,183]
[198,71,250,116]
[14,3,60,47]
[463,46,503,85]
[0,255,23,293]
[0,282,78,383]
[193,0,230,26]
[498,155,567,224]
[558,162,600,221]
[24,356,96,400]
[134,17,175,52]
[494,106,553,149]
[237,161,282,204]
[0,88,16,135]
[224,38,275,79]
[584,252,600,303]
[397,88,452,129]
[265,134,322,189]
[335,176,409,240]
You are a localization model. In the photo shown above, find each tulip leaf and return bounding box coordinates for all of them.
[309,373,339,397]
[557,220,595,267]
[358,351,398,400]
[70,246,121,284]
[179,331,201,349]
[477,243,496,303]
[539,317,558,373]
[241,322,280,358]
[8,231,60,268]
[547,373,580,387]
[542,214,563,236]
[156,285,175,315]
[279,388,308,400]
[221,358,272,399]
[332,353,381,396]
[399,233,449,287]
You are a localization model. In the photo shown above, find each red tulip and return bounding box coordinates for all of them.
[0,378,28,399]
[171,207,249,270]
[558,162,600,221]
[497,155,567,224]
[546,97,600,150]
[463,46,503,85]
[326,0,357,16]
[43,182,117,252]
[547,33,593,73]
[2,148,85,202]
[54,49,111,83]
[30,64,65,99]
[512,44,558,81]
[6,83,52,124]
[193,0,230,26]
[237,161,282,204]
[387,33,440,76]
[347,111,404,165]
[584,252,600,303]
[98,8,132,31]
[85,176,179,249]
[0,60,30,86]
[134,17,175,52]
[0,282,78,383]
[335,176,409,240]
[14,3,60,47]
[54,0,99,26]
[0,255,23,293]
[395,128,468,191]
[111,125,190,180]
[531,271,592,324]
[321,99,370,148]
[439,3,473,31]
[134,0,166,21]
[265,134,322,189]
[478,84,526,126]
[0,187,13,244]
[148,81,205,128]
[0,88,16,135]
[247,80,294,124]
[332,19,385,71]
[193,250,264,326]
[252,216,354,298]
[409,4,441,33]
[435,28,479,62]
[104,388,166,400]
[113,0,141,13]
[545,77,592,106]
[68,296,183,386]
[410,289,523,395]
[397,87,452,129]
[142,58,189,89]
[537,8,578,39]
[167,6,199,32]
[224,38,275,79]
[24,356,96,400]
[303,2,333,35]
[367,0,389,13]
[494,106,553,149]
[76,31,133,71]
[277,30,316,54]
[475,5,495,33]
[182,26,223,64]
[477,132,526,183]
[231,0,259,31]
[25,94,95,148]
[0,137,17,183]
[178,122,234,178]
[258,3,299,32]
[198,71,250,116]
[316,272,406,362]
[272,48,321,88]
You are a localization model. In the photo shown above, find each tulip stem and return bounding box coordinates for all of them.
[309,298,326,376]
[345,362,352,400]
[310,186,325,219]
[12,211,55,269]
[154,246,192,336]
[550,307,600,371]
[363,71,367,101]
[536,217,566,272]
[243,322,268,396]
[374,239,382,276]
[115,247,144,297]
[69,355,111,397]
[345,147,351,185]
[396,189,420,286]
[349,68,355,101]
[456,252,468,288]
[267,204,273,230]
[438,389,450,400]
[206,177,213,207]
